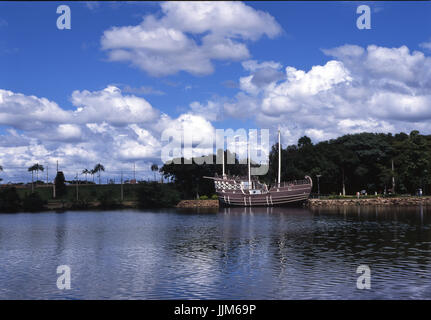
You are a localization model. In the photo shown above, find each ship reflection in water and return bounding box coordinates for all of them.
[0,206,430,299]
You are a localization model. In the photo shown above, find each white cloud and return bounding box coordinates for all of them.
[56,124,83,141]
[0,89,70,130]
[213,45,431,145]
[71,86,160,125]
[420,41,431,51]
[101,1,281,76]
[241,60,282,72]
[163,113,215,149]
[4,42,431,181]
[189,100,222,121]
[121,85,165,96]
[0,86,216,182]
[224,92,260,119]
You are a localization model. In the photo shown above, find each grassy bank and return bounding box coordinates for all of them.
[15,184,139,202]
[0,182,180,212]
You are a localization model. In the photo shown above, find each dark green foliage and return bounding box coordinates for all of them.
[55,171,67,197]
[263,131,431,195]
[22,192,46,212]
[0,187,21,212]
[136,182,180,208]
[161,150,246,199]
[97,190,120,209]
[161,131,431,196]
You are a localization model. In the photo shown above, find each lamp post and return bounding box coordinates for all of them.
[75,173,79,201]
[316,174,322,199]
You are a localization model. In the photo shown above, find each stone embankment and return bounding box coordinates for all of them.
[176,200,219,208]
[307,197,431,207]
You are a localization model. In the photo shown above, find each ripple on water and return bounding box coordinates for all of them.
[0,207,430,299]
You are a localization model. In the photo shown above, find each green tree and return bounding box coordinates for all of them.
[0,187,21,212]
[22,192,46,212]
[28,163,44,184]
[160,150,245,199]
[151,164,159,181]
[82,168,90,183]
[93,163,105,184]
[55,171,67,197]
[90,169,96,182]
[136,182,180,208]
[159,130,431,197]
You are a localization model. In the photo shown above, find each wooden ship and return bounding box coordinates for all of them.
[205,130,312,207]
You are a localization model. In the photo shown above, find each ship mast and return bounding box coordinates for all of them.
[248,133,251,187]
[222,149,226,179]
[278,128,281,187]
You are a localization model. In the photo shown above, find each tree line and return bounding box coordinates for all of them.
[0,163,106,185]
[161,130,431,198]
[1,130,430,202]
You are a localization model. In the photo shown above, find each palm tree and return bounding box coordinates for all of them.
[90,169,96,183]
[28,164,42,181]
[0,165,3,183]
[93,163,105,184]
[28,165,35,185]
[151,164,158,181]
[28,163,44,189]
[35,163,44,181]
[82,169,90,183]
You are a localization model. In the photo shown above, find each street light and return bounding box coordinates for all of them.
[316,174,322,199]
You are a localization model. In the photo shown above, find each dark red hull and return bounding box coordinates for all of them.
[210,176,312,207]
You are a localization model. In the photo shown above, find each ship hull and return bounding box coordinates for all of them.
[217,184,312,207]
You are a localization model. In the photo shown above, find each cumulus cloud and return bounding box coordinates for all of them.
[189,100,223,121]
[101,1,281,76]
[71,86,160,125]
[216,44,431,145]
[0,86,216,182]
[0,89,70,130]
[3,42,431,180]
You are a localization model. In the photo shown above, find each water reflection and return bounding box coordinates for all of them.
[0,206,430,299]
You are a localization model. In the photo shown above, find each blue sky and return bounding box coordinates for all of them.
[2,1,429,112]
[2,2,430,108]
[0,1,431,181]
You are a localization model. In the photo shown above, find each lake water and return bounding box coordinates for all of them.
[0,206,430,299]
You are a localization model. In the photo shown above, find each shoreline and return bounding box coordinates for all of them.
[45,200,140,210]
[176,200,219,208]
[307,196,431,207]
[3,197,431,213]
[176,197,431,208]
[177,197,431,208]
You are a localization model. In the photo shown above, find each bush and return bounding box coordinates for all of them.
[55,171,67,197]
[70,199,91,210]
[22,192,46,212]
[0,187,21,212]
[211,194,218,200]
[97,190,120,209]
[136,182,180,208]
[199,195,208,200]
